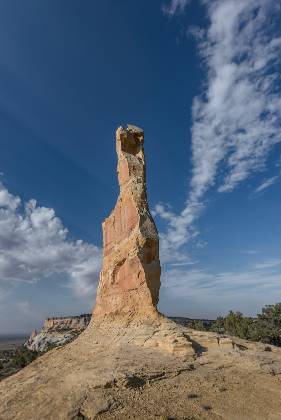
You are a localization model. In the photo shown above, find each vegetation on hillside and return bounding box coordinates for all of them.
[188,303,281,347]
[0,343,59,381]
[9,346,39,369]
[1,302,280,383]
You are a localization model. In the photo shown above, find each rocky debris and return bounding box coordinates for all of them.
[29,329,37,340]
[188,329,281,377]
[25,314,91,352]
[77,393,115,419]
[91,125,194,358]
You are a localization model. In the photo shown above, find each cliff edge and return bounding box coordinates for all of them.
[25,314,91,351]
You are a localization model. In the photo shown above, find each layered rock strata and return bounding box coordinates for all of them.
[43,314,91,331]
[25,314,91,352]
[91,125,194,358]
[93,125,160,322]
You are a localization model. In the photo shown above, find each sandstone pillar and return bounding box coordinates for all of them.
[92,125,194,358]
[93,125,160,322]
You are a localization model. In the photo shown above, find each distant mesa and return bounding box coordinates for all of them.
[25,315,91,352]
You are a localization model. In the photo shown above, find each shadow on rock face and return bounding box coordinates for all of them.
[117,373,146,389]
[188,338,208,355]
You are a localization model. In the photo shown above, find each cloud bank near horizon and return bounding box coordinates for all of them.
[160,257,281,317]
[0,182,101,299]
[157,0,281,263]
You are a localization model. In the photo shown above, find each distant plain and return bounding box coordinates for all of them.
[0,336,28,350]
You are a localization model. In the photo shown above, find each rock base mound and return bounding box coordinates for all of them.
[92,125,194,358]
[1,329,281,419]
[89,313,194,359]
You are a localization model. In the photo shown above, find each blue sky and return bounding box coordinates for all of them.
[0,0,281,334]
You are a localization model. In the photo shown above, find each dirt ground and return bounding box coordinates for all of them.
[1,327,281,420]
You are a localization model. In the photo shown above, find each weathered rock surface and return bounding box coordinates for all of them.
[1,125,281,419]
[43,314,91,331]
[1,329,281,419]
[25,314,91,352]
[94,125,160,321]
[91,125,194,358]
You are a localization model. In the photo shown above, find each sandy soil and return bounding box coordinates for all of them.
[0,327,281,420]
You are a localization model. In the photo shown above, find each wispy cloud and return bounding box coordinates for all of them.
[0,181,101,298]
[253,258,281,270]
[162,0,191,16]
[162,265,281,298]
[167,261,198,267]
[241,250,260,255]
[254,175,279,193]
[158,0,281,262]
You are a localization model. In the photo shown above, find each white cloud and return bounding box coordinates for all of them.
[162,260,281,302]
[168,261,198,267]
[162,0,191,16]
[157,0,281,262]
[0,182,101,297]
[253,258,281,270]
[186,25,205,41]
[254,175,279,193]
[160,260,281,319]
[153,202,202,263]
[241,250,260,255]
[0,185,20,210]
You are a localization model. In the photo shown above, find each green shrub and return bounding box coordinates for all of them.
[250,303,281,346]
[211,316,224,333]
[211,303,281,346]
[187,319,209,331]
[223,311,253,339]
[9,347,39,369]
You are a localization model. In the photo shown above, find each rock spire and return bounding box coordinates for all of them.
[93,125,160,322]
[92,125,194,358]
